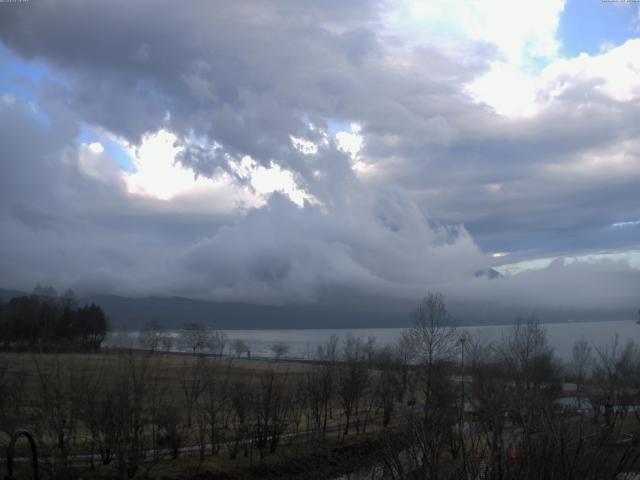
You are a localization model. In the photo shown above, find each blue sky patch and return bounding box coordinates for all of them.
[559,0,639,57]
[0,45,47,104]
[76,124,136,173]
[327,120,353,136]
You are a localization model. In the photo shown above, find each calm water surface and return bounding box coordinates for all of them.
[108,320,640,361]
[222,320,640,360]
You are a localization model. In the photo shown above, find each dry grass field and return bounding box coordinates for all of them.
[0,349,398,479]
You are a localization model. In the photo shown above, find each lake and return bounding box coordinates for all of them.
[106,320,640,362]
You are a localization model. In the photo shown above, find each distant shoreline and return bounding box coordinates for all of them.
[108,317,637,332]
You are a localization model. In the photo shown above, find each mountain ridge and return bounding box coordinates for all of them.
[1,288,634,330]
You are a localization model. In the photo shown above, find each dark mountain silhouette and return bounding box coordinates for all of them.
[80,294,412,330]
[474,268,501,279]
[0,288,26,303]
[1,288,633,330]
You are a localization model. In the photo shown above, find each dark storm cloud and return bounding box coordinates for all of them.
[0,94,637,314]
[0,100,234,295]
[3,1,638,254]
[0,96,491,304]
[0,0,389,157]
[0,0,493,194]
[0,0,638,313]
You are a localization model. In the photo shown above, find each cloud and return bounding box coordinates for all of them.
[0,96,637,318]
[0,0,638,318]
[179,189,489,304]
[400,0,565,64]
[461,257,640,315]
[0,94,490,304]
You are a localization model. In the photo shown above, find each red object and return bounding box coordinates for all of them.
[509,446,518,460]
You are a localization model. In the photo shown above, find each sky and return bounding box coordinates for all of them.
[0,0,639,316]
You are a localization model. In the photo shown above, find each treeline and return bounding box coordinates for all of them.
[0,339,404,479]
[378,295,640,479]
[1,293,640,479]
[0,286,108,351]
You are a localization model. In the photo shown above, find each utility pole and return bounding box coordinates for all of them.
[461,335,466,413]
[459,333,468,478]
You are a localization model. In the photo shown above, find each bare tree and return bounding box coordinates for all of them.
[395,333,413,404]
[157,403,184,459]
[462,331,640,480]
[231,338,248,358]
[31,354,77,469]
[288,374,308,435]
[317,334,339,362]
[0,357,26,437]
[305,368,325,436]
[139,320,163,352]
[252,368,290,459]
[181,356,207,428]
[363,335,377,362]
[571,337,592,381]
[160,333,174,352]
[229,375,253,459]
[209,330,228,357]
[494,317,557,394]
[102,351,153,479]
[592,335,640,431]
[492,319,561,474]
[316,334,339,435]
[404,293,458,409]
[180,322,210,354]
[400,293,459,478]
[373,346,400,427]
[338,334,370,435]
[270,341,290,361]
[199,359,232,456]
[143,358,171,473]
